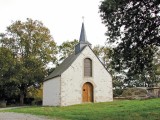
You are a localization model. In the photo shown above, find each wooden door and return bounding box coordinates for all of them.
[82,82,93,102]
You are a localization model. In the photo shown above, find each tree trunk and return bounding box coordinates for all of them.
[20,91,24,105]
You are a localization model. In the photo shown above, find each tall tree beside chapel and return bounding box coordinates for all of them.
[99,0,160,87]
[0,18,57,104]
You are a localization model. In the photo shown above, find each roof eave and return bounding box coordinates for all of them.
[44,75,61,82]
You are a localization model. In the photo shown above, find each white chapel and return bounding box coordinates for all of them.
[43,22,113,106]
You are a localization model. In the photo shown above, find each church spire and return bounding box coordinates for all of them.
[79,22,87,43]
[75,21,92,54]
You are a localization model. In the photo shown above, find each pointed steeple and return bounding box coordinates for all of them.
[75,22,92,54]
[79,22,87,43]
[79,22,91,45]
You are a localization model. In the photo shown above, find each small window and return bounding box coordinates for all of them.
[84,58,92,77]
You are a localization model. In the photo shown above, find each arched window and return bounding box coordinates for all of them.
[84,58,92,77]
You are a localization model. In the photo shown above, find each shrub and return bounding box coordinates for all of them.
[113,88,124,97]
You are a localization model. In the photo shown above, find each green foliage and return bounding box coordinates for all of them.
[100,0,160,87]
[154,49,160,75]
[0,47,18,100]
[93,45,111,68]
[4,99,160,120]
[27,84,43,103]
[58,39,78,63]
[0,47,14,79]
[2,18,57,64]
[0,18,57,104]
[113,78,125,96]
[113,88,123,97]
[93,45,125,96]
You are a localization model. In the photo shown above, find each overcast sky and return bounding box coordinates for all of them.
[0,0,107,46]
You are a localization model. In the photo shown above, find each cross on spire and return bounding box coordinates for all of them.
[82,16,85,23]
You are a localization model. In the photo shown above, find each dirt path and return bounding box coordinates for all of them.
[0,112,54,120]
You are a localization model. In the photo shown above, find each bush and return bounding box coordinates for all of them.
[24,98,34,105]
[31,100,42,106]
[113,88,124,97]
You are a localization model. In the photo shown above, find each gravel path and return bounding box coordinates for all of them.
[0,112,55,120]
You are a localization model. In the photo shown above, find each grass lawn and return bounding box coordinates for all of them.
[2,98,160,120]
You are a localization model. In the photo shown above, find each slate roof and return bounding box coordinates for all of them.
[44,52,81,81]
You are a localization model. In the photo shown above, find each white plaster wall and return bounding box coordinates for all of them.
[61,61,83,106]
[43,77,61,106]
[61,46,113,106]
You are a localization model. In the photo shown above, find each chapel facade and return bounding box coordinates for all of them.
[43,22,113,106]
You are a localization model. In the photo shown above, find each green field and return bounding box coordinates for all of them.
[3,98,160,120]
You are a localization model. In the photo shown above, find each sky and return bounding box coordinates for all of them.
[0,0,107,46]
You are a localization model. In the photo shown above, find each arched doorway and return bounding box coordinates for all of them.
[82,82,93,102]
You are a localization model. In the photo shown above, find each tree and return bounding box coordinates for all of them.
[0,18,57,105]
[100,0,160,87]
[26,84,43,104]
[153,48,160,85]
[93,45,111,68]
[93,45,125,96]
[154,48,160,74]
[0,47,18,101]
[58,39,78,64]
